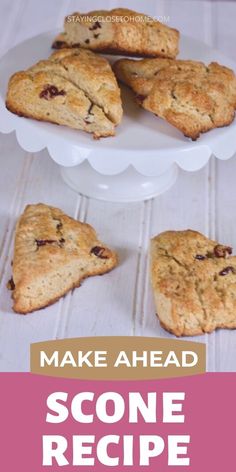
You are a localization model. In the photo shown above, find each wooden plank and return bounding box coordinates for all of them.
[0,135,27,260]
[0,152,81,371]
[213,157,236,371]
[63,199,144,338]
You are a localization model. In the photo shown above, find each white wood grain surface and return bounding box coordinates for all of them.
[0,0,236,372]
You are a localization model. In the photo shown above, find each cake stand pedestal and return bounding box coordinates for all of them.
[61,161,178,202]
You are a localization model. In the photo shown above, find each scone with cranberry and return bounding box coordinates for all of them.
[6,48,123,138]
[9,204,118,314]
[114,58,236,139]
[52,8,179,59]
[150,230,236,336]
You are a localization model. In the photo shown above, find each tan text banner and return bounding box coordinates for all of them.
[30,337,206,380]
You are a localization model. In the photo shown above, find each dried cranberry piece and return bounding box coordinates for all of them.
[7,277,15,291]
[52,40,67,49]
[219,266,235,276]
[56,222,63,231]
[84,104,94,124]
[195,254,206,260]
[214,245,232,258]
[36,238,65,248]
[88,104,94,114]
[89,21,102,31]
[40,85,66,100]
[90,246,109,259]
[136,94,146,103]
[36,239,57,247]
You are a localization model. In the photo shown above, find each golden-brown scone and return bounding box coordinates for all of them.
[151,230,236,337]
[114,58,236,140]
[52,8,179,59]
[49,48,122,125]
[10,204,118,314]
[6,48,123,138]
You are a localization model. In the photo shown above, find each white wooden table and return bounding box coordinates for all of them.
[0,0,236,372]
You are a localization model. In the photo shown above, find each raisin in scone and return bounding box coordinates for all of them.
[114,58,236,140]
[9,204,118,314]
[6,48,123,138]
[52,8,179,59]
[150,230,236,336]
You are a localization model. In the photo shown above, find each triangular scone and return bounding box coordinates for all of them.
[49,49,122,125]
[6,48,123,138]
[151,230,236,336]
[114,58,236,140]
[10,204,118,314]
[52,8,179,59]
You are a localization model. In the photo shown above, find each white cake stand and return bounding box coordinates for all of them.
[0,31,236,202]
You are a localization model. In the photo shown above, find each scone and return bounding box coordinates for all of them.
[6,48,123,138]
[150,230,236,336]
[52,8,179,59]
[114,58,236,140]
[9,204,118,314]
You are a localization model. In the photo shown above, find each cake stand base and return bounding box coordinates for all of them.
[60,161,178,202]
